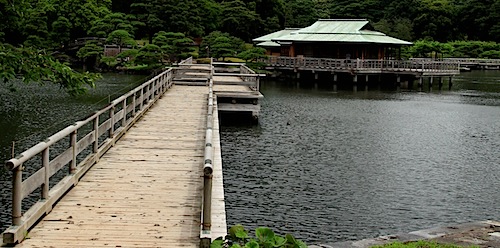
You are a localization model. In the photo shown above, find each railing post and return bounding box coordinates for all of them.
[12,165,22,226]
[132,92,137,116]
[140,87,144,110]
[42,147,49,200]
[93,115,99,153]
[109,106,115,139]
[122,99,127,127]
[70,130,77,174]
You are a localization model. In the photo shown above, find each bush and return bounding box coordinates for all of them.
[211,225,307,248]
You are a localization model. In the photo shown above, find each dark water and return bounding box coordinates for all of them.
[0,73,146,232]
[220,70,500,244]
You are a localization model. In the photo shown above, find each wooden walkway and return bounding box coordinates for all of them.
[16,86,208,247]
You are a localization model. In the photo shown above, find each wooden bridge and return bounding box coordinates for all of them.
[1,58,262,247]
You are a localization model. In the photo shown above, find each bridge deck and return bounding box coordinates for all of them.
[17,85,208,247]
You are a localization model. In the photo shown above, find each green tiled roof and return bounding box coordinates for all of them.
[256,19,412,46]
[256,41,281,47]
[253,28,300,43]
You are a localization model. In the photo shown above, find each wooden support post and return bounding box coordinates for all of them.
[42,148,49,200]
[365,75,369,92]
[409,78,414,91]
[438,77,443,91]
[93,115,99,154]
[418,77,423,92]
[448,77,453,90]
[296,72,300,79]
[333,73,338,92]
[12,165,22,226]
[70,130,77,174]
[139,88,144,111]
[353,75,358,93]
[109,106,115,140]
[122,99,127,127]
[132,92,136,116]
[429,77,434,92]
[396,75,401,92]
[315,73,319,80]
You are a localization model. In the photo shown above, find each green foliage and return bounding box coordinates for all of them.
[202,31,245,60]
[238,47,267,62]
[402,40,500,58]
[211,225,307,248]
[0,43,100,95]
[107,29,136,48]
[89,12,138,38]
[77,40,104,71]
[152,31,195,62]
[135,44,162,65]
[372,240,479,248]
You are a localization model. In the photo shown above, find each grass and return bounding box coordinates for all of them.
[372,241,479,248]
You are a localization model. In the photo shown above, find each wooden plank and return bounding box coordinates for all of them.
[49,148,73,177]
[21,168,45,199]
[97,118,112,137]
[76,131,94,154]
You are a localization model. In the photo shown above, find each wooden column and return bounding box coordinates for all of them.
[429,77,434,92]
[333,73,337,92]
[396,75,401,92]
[448,77,453,90]
[438,77,443,91]
[365,75,369,91]
[418,77,423,92]
[353,75,358,93]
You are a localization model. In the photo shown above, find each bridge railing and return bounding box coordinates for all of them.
[212,62,264,91]
[2,68,175,244]
[262,56,460,74]
[200,78,215,247]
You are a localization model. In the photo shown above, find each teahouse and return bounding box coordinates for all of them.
[253,19,412,60]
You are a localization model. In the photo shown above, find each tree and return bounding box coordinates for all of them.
[130,0,164,42]
[152,31,195,62]
[77,40,104,71]
[135,44,162,65]
[202,31,245,59]
[50,16,72,46]
[283,0,318,28]
[238,47,267,62]
[88,12,137,38]
[220,0,260,41]
[106,29,136,53]
[211,36,236,61]
[0,43,100,95]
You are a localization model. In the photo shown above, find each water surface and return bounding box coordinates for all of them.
[221,70,500,244]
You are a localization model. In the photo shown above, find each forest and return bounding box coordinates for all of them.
[1,0,500,93]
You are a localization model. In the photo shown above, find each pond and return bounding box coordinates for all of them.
[220,70,500,244]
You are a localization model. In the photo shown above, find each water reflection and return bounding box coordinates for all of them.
[221,72,500,244]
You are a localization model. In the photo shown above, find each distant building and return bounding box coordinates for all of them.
[253,19,412,60]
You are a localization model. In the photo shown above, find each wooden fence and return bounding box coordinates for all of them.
[212,62,264,91]
[262,56,460,74]
[3,68,174,244]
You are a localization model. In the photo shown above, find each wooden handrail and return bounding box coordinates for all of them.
[261,56,460,74]
[3,67,175,244]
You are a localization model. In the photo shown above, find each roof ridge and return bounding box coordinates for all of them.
[317,19,368,21]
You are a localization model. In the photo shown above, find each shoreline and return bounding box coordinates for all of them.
[311,220,500,248]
